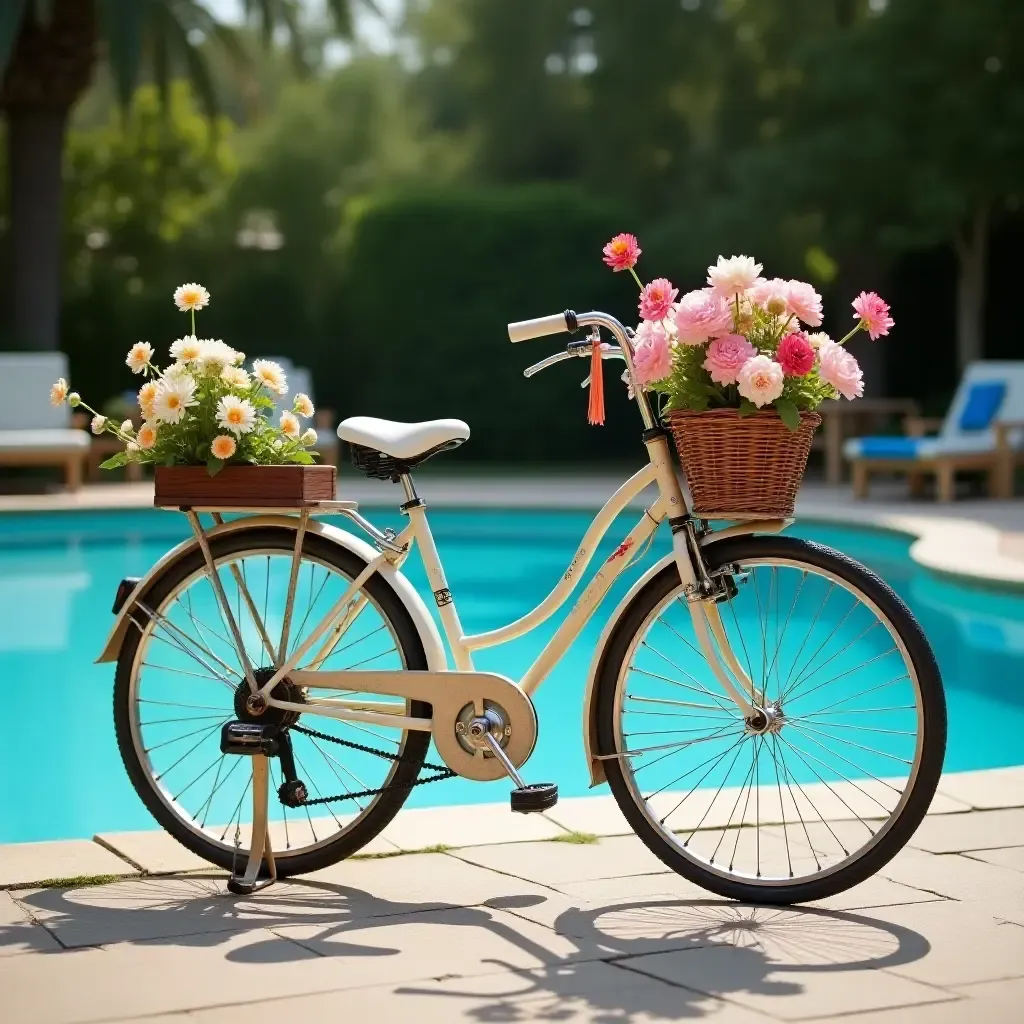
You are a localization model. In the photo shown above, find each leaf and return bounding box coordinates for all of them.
[99,452,131,470]
[775,397,801,432]
[737,399,759,418]
[285,450,315,465]
[207,456,224,477]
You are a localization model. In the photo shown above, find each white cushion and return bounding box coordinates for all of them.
[0,353,72,430]
[0,429,90,453]
[337,416,469,460]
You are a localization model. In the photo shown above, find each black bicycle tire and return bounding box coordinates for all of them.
[113,526,431,877]
[594,534,947,905]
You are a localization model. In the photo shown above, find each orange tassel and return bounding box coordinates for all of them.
[587,339,605,426]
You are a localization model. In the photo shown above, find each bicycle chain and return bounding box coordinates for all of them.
[286,723,455,806]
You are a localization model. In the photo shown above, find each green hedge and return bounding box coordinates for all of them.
[333,185,643,463]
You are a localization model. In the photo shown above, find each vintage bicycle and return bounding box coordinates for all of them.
[98,309,946,903]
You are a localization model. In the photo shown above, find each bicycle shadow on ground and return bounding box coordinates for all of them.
[7,877,932,1022]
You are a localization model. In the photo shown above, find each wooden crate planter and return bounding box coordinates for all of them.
[154,464,336,508]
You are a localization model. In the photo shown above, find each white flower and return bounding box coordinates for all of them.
[136,421,159,450]
[707,255,763,298]
[137,382,158,419]
[737,354,785,407]
[221,365,250,388]
[153,376,198,424]
[301,427,318,447]
[217,394,257,436]
[162,361,194,383]
[211,434,237,460]
[294,393,314,418]
[91,414,106,434]
[196,339,238,375]
[68,392,81,407]
[120,419,134,434]
[806,332,833,350]
[252,359,288,396]
[173,282,210,312]
[279,410,300,439]
[126,440,140,453]
[170,335,203,362]
[126,341,154,374]
[49,378,69,406]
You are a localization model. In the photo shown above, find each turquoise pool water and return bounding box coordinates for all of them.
[1,506,1022,843]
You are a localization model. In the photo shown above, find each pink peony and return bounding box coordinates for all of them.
[747,277,789,314]
[602,233,641,271]
[819,341,864,400]
[638,278,679,321]
[632,322,673,386]
[785,280,824,327]
[702,334,756,385]
[776,331,815,377]
[851,291,894,340]
[737,354,785,407]
[674,288,734,344]
[707,254,763,297]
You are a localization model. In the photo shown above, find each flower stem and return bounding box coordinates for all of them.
[191,309,195,336]
[628,267,644,291]
[837,322,863,345]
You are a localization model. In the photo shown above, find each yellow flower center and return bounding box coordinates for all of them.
[167,395,181,409]
[227,408,242,423]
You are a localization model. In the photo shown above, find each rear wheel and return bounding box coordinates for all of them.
[595,535,946,904]
[114,527,431,876]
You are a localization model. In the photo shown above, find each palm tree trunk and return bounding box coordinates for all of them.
[954,202,989,371]
[6,107,69,350]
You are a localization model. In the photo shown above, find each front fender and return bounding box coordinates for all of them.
[581,518,790,786]
[95,516,447,672]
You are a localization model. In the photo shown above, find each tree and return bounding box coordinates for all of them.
[0,0,359,351]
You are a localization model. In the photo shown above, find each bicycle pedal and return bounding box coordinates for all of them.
[220,721,280,757]
[510,782,558,813]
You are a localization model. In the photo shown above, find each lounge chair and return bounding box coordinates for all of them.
[0,353,89,490]
[843,361,1024,501]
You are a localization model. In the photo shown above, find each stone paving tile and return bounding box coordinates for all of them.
[15,855,555,949]
[94,830,213,875]
[616,942,955,1021]
[851,901,1024,986]
[0,839,136,889]
[179,960,772,1024]
[877,847,1024,902]
[546,794,635,837]
[961,845,1024,874]
[968,896,1024,927]
[377,801,567,850]
[0,890,61,957]
[449,835,673,886]
[935,767,1024,811]
[556,872,708,903]
[907,808,1024,854]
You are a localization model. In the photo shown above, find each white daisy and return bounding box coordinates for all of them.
[301,427,318,447]
[49,378,69,406]
[173,282,210,312]
[279,410,300,439]
[169,335,203,362]
[91,415,106,434]
[126,342,154,374]
[217,395,257,436]
[221,365,250,388]
[153,376,198,425]
[137,381,158,419]
[294,393,314,418]
[136,422,159,450]
[196,339,238,375]
[162,361,194,382]
[252,359,288,396]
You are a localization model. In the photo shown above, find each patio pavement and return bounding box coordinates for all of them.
[3,768,1024,1024]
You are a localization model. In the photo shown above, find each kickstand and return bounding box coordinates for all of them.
[226,755,277,895]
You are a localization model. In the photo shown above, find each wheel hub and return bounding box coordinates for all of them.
[234,668,305,728]
[745,702,785,736]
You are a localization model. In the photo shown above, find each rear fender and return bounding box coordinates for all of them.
[95,516,447,671]
[581,519,790,786]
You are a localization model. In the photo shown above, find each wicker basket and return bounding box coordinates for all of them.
[666,407,821,519]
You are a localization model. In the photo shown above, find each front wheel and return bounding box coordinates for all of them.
[595,535,946,905]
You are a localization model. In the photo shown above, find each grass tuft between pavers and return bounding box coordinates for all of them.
[351,843,453,860]
[548,831,600,845]
[30,874,124,889]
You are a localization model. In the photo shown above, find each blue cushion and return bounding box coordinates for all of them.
[856,437,922,459]
[958,381,1006,431]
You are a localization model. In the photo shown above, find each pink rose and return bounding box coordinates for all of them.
[819,341,864,400]
[674,288,734,344]
[785,280,824,327]
[602,233,641,271]
[737,354,785,407]
[776,331,815,377]
[702,334,756,385]
[851,291,894,340]
[632,322,673,386]
[638,278,679,321]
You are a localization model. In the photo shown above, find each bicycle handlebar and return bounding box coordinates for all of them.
[507,310,576,343]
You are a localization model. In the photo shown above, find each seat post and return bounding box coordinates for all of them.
[399,473,419,505]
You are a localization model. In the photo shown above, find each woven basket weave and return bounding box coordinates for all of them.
[666,407,821,520]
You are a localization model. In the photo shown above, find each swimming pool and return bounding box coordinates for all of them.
[1,506,1022,843]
